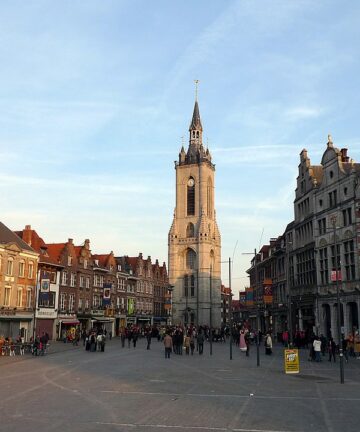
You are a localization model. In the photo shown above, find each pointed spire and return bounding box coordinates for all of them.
[189,100,203,132]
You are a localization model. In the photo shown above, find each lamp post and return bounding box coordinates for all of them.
[229,257,233,360]
[332,216,344,384]
[285,240,293,347]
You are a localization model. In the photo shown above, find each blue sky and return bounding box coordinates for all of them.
[1,0,359,293]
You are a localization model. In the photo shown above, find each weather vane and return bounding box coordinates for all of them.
[194,79,199,101]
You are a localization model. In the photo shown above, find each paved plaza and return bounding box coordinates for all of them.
[0,338,360,432]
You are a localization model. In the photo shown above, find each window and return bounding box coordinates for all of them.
[60,293,66,311]
[4,287,11,306]
[69,294,75,312]
[86,277,90,289]
[344,240,355,280]
[318,218,326,235]
[184,275,188,297]
[85,299,89,310]
[50,272,57,284]
[68,255,72,266]
[62,271,68,285]
[190,275,195,297]
[6,258,13,276]
[70,273,76,287]
[17,288,23,307]
[328,190,337,208]
[80,276,84,288]
[28,261,34,279]
[342,208,352,226]
[319,247,328,285]
[207,178,212,217]
[84,259,88,269]
[26,289,32,308]
[78,298,83,309]
[39,291,55,308]
[187,178,195,216]
[186,223,195,238]
[19,261,25,277]
[186,249,196,270]
[330,244,341,270]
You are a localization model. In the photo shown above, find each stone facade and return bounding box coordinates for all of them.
[168,99,221,327]
[0,222,39,341]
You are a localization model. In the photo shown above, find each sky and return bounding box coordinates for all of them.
[1,0,360,294]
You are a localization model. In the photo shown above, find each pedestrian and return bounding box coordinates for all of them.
[146,331,152,350]
[245,331,250,357]
[100,334,106,352]
[133,329,138,348]
[328,337,336,362]
[197,331,204,355]
[354,332,360,359]
[127,328,132,348]
[342,337,349,363]
[90,333,96,352]
[265,333,272,355]
[97,333,103,351]
[184,333,190,355]
[120,328,126,348]
[164,332,173,359]
[109,331,112,341]
[313,336,321,362]
[189,333,195,355]
[320,334,327,356]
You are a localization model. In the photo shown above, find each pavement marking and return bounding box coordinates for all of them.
[94,422,294,432]
[149,379,166,383]
[99,390,360,401]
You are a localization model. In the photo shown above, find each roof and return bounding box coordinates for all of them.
[189,100,203,131]
[15,226,61,266]
[0,221,36,253]
[46,243,66,262]
[92,254,110,267]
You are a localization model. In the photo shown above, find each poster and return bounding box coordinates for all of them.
[284,349,300,374]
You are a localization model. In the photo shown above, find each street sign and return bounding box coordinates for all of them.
[284,349,300,374]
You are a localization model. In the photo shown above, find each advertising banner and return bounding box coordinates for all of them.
[40,279,50,292]
[127,298,135,315]
[103,283,112,305]
[284,349,300,374]
[245,287,254,306]
[263,278,273,304]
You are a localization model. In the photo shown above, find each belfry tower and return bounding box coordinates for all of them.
[168,90,221,327]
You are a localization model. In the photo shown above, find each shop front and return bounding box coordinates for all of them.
[136,315,152,328]
[91,318,114,335]
[35,308,57,340]
[115,315,127,336]
[58,317,80,341]
[77,313,92,333]
[0,310,33,341]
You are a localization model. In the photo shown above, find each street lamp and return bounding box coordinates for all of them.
[331,216,345,384]
[285,240,293,347]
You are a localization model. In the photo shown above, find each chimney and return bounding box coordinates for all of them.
[68,238,73,244]
[139,252,143,259]
[147,255,151,261]
[84,239,90,249]
[341,148,349,162]
[23,225,32,246]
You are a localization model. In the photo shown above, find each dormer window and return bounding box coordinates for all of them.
[68,255,72,266]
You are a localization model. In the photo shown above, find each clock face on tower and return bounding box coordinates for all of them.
[187,178,195,187]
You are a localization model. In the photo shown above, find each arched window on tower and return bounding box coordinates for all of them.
[187,178,195,216]
[186,222,195,238]
[207,178,212,218]
[210,250,215,272]
[186,249,196,270]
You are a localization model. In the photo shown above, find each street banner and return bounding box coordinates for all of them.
[263,278,273,304]
[331,270,342,282]
[127,298,135,315]
[245,287,254,306]
[103,283,112,305]
[284,349,300,374]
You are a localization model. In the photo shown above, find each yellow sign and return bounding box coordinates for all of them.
[284,349,300,374]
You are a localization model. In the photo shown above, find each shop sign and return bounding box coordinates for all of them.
[284,349,300,374]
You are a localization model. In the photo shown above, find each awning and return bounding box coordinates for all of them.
[91,319,113,323]
[60,319,80,325]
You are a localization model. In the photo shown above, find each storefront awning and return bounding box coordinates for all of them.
[60,319,80,325]
[91,319,113,323]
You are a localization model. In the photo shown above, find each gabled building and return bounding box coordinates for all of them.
[15,225,63,339]
[0,222,39,340]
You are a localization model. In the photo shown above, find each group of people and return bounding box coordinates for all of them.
[84,330,107,352]
[311,332,360,362]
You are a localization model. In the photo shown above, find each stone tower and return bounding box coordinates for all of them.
[168,96,221,327]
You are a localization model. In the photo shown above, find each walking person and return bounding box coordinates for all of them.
[313,336,322,362]
[132,328,138,348]
[265,333,272,355]
[197,331,204,355]
[146,330,152,350]
[245,331,250,357]
[190,333,195,355]
[354,331,360,360]
[120,328,126,348]
[127,328,132,349]
[184,333,190,355]
[328,337,336,362]
[164,332,173,359]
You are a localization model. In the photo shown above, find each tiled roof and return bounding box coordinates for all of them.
[46,243,66,262]
[0,222,36,253]
[92,254,110,267]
